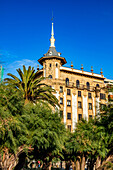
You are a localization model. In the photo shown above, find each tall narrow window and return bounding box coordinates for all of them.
[78,91,81,97]
[89,115,92,119]
[78,114,82,120]
[60,86,63,93]
[78,101,82,108]
[88,93,92,98]
[66,78,69,86]
[89,103,92,110]
[67,113,71,119]
[67,89,71,95]
[86,82,90,90]
[67,100,71,106]
[49,63,51,67]
[67,125,71,132]
[60,98,63,104]
[76,80,80,88]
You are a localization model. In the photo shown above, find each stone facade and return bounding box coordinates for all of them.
[37,22,107,132]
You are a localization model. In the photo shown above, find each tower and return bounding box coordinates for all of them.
[38,22,67,79]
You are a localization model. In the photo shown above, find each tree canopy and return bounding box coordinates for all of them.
[4,65,59,107]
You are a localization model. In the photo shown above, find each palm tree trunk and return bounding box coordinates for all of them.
[95,156,101,169]
[76,158,80,170]
[81,155,86,170]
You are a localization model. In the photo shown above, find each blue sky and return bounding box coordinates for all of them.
[0,0,113,79]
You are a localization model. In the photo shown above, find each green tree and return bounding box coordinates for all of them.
[4,65,59,106]
[18,103,66,169]
[0,84,28,170]
[65,119,108,170]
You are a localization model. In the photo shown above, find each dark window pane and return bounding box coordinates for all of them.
[88,93,92,98]
[96,84,99,87]
[78,101,82,108]
[67,89,71,95]
[60,86,63,93]
[86,82,90,90]
[76,80,80,88]
[89,103,92,110]
[66,78,69,86]
[78,91,81,97]
[89,115,92,119]
[67,125,71,132]
[78,114,82,120]
[48,75,52,79]
[60,98,63,104]
[67,113,71,119]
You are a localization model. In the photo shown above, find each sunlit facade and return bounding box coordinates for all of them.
[37,22,107,132]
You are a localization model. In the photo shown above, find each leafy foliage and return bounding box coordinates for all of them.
[4,65,59,107]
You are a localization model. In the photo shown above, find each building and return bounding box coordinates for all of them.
[104,78,113,104]
[37,22,107,132]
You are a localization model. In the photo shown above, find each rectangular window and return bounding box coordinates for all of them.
[67,100,71,106]
[67,125,71,132]
[88,93,92,99]
[89,115,92,119]
[100,104,106,111]
[100,93,106,100]
[60,111,63,118]
[78,114,82,120]
[89,103,92,110]
[78,101,82,108]
[67,113,71,120]
[60,98,63,104]
[60,86,63,93]
[67,89,71,95]
[78,91,81,97]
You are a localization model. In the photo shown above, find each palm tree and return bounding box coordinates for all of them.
[4,65,59,106]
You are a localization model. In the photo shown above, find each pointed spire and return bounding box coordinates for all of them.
[50,22,55,47]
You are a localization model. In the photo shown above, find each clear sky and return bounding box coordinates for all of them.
[0,0,113,79]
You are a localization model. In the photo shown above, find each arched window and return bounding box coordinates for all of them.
[76,80,80,88]
[66,78,69,86]
[86,82,90,90]
[48,75,52,79]
[56,63,58,67]
[96,84,99,88]
[49,63,51,67]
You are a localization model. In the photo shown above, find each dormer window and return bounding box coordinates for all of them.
[49,51,52,55]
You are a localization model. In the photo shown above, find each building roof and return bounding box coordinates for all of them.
[44,47,60,57]
[60,66,105,80]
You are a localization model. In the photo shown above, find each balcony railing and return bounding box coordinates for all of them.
[43,77,101,91]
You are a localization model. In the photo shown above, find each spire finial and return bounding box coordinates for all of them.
[81,64,84,71]
[91,66,93,73]
[100,68,103,76]
[50,14,55,47]
[71,61,73,68]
